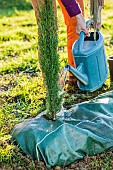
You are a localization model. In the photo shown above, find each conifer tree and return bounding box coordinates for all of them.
[37,0,62,120]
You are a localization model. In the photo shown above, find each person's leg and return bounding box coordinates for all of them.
[31,0,38,14]
[58,0,84,68]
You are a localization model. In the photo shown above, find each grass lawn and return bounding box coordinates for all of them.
[0,0,113,169]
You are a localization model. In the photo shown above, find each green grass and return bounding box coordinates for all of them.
[0,0,113,169]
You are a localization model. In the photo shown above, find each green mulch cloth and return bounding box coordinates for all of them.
[11,91,113,168]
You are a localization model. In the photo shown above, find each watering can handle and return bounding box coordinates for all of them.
[78,20,94,54]
[86,20,94,27]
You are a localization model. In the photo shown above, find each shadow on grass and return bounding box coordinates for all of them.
[0,0,33,17]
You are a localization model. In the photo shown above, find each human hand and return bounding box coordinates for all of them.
[76,13,90,36]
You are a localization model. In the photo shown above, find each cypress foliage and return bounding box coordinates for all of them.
[37,0,62,120]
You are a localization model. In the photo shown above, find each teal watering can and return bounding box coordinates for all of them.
[65,25,108,91]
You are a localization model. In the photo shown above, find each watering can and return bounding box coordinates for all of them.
[65,22,108,91]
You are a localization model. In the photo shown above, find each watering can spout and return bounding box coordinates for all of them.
[65,64,88,86]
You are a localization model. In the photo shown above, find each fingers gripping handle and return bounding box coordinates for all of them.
[78,20,94,54]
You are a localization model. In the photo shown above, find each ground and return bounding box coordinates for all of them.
[0,0,113,169]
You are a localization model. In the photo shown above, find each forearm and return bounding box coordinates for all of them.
[61,0,81,17]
